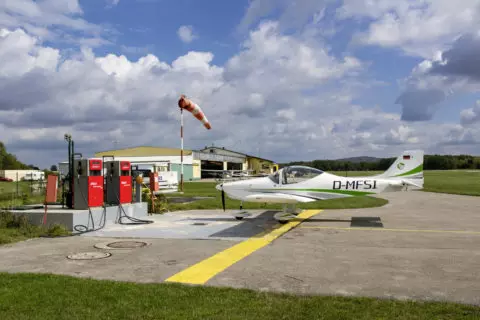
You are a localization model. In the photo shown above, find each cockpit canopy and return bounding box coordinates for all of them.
[268,165,323,184]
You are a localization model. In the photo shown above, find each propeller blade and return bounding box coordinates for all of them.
[221,189,225,211]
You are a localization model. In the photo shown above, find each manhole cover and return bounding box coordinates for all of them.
[192,222,207,226]
[94,241,151,250]
[107,241,148,248]
[67,252,112,260]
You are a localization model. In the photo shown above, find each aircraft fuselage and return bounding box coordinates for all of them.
[216,172,407,203]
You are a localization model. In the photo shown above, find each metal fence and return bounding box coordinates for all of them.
[0,178,47,207]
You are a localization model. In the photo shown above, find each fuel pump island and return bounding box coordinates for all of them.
[6,135,153,233]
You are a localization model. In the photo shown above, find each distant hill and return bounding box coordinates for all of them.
[333,156,381,163]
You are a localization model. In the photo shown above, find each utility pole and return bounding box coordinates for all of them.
[180,107,184,192]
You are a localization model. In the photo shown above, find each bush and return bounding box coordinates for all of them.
[0,210,70,244]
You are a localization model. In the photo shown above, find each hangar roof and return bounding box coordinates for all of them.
[198,146,275,163]
[95,146,192,157]
[94,145,275,163]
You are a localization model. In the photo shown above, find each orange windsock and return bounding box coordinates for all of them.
[178,95,211,130]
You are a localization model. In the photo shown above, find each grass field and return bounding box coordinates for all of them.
[0,272,478,320]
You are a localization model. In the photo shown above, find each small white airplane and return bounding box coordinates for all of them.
[216,150,424,223]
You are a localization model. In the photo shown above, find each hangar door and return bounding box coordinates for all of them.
[201,160,223,178]
[227,162,242,170]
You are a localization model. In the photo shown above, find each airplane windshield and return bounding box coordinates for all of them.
[268,171,280,184]
[282,166,323,184]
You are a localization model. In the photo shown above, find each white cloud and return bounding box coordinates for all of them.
[338,0,480,58]
[338,1,480,124]
[177,25,197,43]
[394,30,480,122]
[0,0,112,46]
[460,100,480,126]
[0,15,479,168]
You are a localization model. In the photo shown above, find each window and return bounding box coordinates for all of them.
[282,166,323,184]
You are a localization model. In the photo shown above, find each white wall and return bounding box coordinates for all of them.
[0,170,44,181]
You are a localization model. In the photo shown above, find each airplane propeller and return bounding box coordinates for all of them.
[218,183,225,211]
[221,187,225,211]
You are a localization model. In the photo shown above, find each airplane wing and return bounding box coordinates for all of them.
[244,193,317,203]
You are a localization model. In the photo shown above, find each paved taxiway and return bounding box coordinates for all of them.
[0,191,479,305]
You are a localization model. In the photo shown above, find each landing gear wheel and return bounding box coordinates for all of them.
[277,219,288,224]
[235,216,244,221]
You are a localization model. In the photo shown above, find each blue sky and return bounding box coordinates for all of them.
[0,0,479,168]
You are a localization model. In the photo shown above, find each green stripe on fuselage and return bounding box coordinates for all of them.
[250,188,375,197]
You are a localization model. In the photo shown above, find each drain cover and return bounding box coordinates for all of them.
[67,252,112,260]
[94,241,151,250]
[107,241,148,248]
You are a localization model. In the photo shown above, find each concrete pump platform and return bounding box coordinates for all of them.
[7,203,148,232]
[79,209,278,240]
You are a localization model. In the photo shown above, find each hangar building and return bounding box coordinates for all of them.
[92,145,277,181]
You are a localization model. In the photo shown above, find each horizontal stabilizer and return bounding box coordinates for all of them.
[388,179,424,189]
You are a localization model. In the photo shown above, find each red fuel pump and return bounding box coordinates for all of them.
[105,160,132,205]
[73,158,104,209]
[149,172,159,192]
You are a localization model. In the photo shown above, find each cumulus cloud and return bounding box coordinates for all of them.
[0,21,365,167]
[1,10,478,168]
[338,0,480,58]
[395,88,447,121]
[461,100,480,126]
[427,32,480,82]
[177,25,197,43]
[394,32,480,122]
[339,0,480,123]
[0,0,112,46]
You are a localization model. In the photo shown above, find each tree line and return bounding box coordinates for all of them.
[280,154,480,171]
[0,142,31,170]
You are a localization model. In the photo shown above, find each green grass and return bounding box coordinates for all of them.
[422,170,480,196]
[0,180,36,195]
[0,272,478,320]
[0,211,70,245]
[0,180,45,208]
[157,181,388,213]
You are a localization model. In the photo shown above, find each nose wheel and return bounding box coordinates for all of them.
[234,202,250,220]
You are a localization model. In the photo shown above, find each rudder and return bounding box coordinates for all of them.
[377,150,424,180]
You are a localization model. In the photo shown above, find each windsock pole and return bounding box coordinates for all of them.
[180,108,184,192]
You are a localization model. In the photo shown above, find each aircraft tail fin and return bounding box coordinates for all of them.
[376,150,424,187]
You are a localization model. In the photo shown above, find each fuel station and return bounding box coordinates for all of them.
[23,134,153,233]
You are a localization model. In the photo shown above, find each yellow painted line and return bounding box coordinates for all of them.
[299,226,480,235]
[165,209,323,285]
